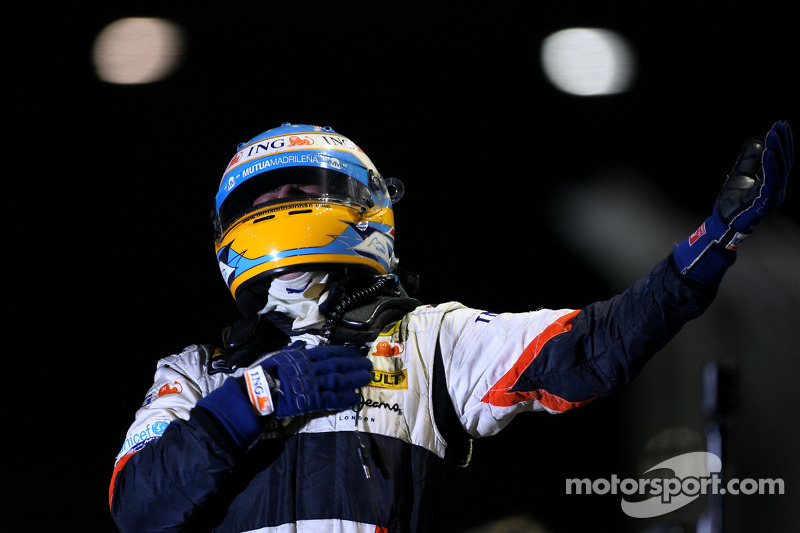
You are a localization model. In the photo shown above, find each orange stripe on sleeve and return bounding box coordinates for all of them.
[108,452,135,510]
[481,309,593,412]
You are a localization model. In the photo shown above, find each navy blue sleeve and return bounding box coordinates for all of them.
[110,370,269,532]
[109,406,246,533]
[512,255,718,405]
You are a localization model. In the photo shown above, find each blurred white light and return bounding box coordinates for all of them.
[93,17,184,84]
[540,28,635,96]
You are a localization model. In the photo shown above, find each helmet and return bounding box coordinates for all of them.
[213,123,400,312]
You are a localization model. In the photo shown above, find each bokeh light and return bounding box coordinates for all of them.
[540,27,636,96]
[92,17,184,84]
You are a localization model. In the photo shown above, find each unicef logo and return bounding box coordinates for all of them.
[151,420,168,435]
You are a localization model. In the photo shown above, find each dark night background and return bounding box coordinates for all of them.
[8,2,798,531]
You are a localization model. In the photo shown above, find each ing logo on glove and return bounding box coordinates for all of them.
[245,367,275,416]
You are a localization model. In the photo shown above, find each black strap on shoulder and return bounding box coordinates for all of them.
[330,296,421,344]
[209,314,289,374]
[432,337,473,468]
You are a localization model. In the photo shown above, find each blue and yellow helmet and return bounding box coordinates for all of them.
[213,123,400,310]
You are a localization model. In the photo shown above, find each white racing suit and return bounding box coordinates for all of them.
[109,256,717,532]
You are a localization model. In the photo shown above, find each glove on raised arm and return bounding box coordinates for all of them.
[673,121,793,284]
[196,342,372,450]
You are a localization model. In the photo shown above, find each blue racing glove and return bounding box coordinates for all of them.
[244,341,373,419]
[196,342,372,449]
[673,121,793,284]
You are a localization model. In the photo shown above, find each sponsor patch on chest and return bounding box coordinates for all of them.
[369,368,408,389]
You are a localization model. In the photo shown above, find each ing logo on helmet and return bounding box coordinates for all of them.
[288,135,314,146]
[226,134,317,173]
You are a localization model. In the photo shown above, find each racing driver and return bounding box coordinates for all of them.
[109,121,793,532]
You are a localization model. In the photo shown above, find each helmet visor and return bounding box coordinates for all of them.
[217,166,372,233]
